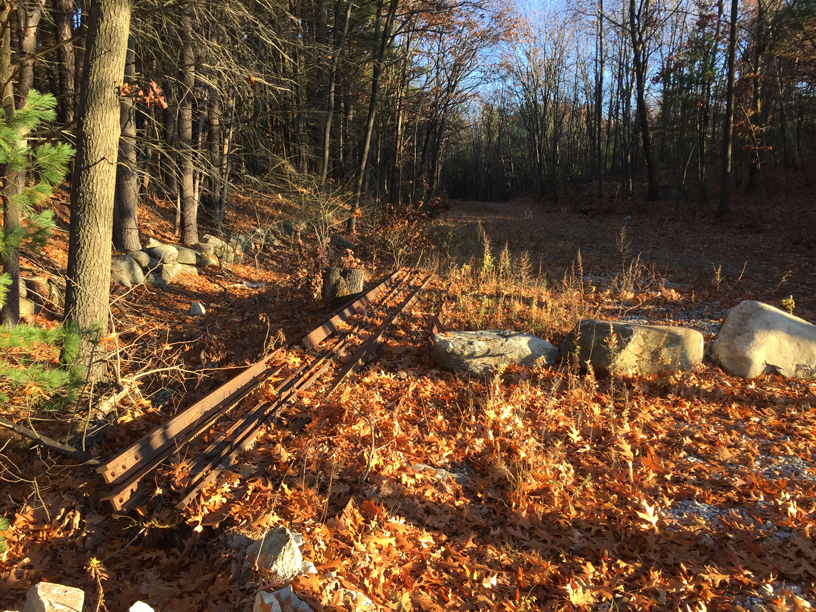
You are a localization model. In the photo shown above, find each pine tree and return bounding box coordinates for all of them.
[0,90,80,413]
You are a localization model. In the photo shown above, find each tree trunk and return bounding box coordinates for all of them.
[0,6,20,325]
[747,0,765,192]
[718,0,738,216]
[205,94,221,216]
[596,0,604,199]
[1,2,42,326]
[348,0,399,232]
[64,0,132,378]
[114,37,140,252]
[179,6,197,245]
[630,0,660,201]
[320,0,354,186]
[53,0,76,126]
[161,77,177,199]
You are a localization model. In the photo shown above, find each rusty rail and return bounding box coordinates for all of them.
[98,268,431,512]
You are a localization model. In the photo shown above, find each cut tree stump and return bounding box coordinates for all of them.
[322,267,364,307]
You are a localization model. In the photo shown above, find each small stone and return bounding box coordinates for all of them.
[412,463,469,486]
[759,584,774,597]
[793,596,811,609]
[243,526,303,583]
[129,603,155,612]
[22,582,85,612]
[623,215,632,221]
[18,277,27,299]
[189,302,206,316]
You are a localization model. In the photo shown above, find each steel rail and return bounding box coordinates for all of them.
[174,271,421,510]
[100,270,411,511]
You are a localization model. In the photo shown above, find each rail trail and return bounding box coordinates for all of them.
[96,268,433,513]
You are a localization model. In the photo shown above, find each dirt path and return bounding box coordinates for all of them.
[436,198,816,319]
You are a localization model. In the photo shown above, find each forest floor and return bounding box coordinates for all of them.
[1,166,815,612]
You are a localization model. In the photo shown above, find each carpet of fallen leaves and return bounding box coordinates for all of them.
[2,166,816,611]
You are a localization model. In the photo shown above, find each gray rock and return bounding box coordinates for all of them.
[145,243,178,264]
[243,526,302,582]
[189,302,206,316]
[160,262,182,282]
[23,582,84,612]
[18,277,27,299]
[127,251,151,268]
[226,533,253,550]
[330,235,354,253]
[229,234,253,254]
[145,257,162,271]
[412,463,469,486]
[272,586,313,611]
[23,276,48,296]
[253,592,282,612]
[281,221,294,236]
[112,273,132,289]
[143,237,162,249]
[128,603,155,612]
[178,264,199,276]
[433,330,559,374]
[195,251,214,268]
[143,272,167,291]
[174,245,198,265]
[561,320,704,376]
[111,254,145,286]
[711,300,816,379]
[47,282,63,308]
[19,297,36,316]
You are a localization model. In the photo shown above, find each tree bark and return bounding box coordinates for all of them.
[114,37,140,252]
[718,0,738,216]
[53,0,76,126]
[179,6,197,245]
[64,0,132,378]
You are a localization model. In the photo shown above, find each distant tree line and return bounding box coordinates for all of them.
[442,0,816,210]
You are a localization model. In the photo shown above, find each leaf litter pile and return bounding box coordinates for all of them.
[2,193,816,612]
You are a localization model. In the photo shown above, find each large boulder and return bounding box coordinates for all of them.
[561,320,704,376]
[174,245,198,265]
[243,526,302,582]
[22,582,84,612]
[144,242,178,264]
[143,272,167,291]
[330,235,354,253]
[160,262,183,283]
[127,251,150,268]
[19,297,36,316]
[111,254,145,286]
[711,300,816,379]
[433,330,559,374]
